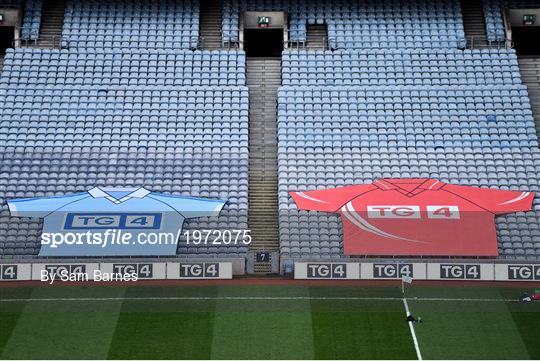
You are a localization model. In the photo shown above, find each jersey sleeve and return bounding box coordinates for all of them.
[289,184,376,212]
[444,184,535,214]
[7,193,89,218]
[149,193,226,218]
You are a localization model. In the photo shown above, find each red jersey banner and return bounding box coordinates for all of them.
[290,179,534,257]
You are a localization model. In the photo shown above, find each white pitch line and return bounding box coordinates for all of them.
[403,298,423,360]
[0,296,521,303]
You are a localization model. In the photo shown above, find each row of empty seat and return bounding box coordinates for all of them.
[62,0,200,49]
[282,49,522,86]
[2,48,246,86]
[278,86,538,152]
[0,85,249,147]
[223,0,465,48]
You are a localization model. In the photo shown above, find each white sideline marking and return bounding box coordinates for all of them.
[403,298,423,360]
[0,296,521,303]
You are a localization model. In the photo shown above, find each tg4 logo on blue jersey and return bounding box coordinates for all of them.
[64,213,162,229]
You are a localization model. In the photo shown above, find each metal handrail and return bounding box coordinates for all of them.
[35,35,244,51]
[12,34,243,51]
[281,36,513,51]
[11,25,62,49]
[464,35,513,50]
[283,36,331,50]
[13,35,62,49]
[11,32,513,52]
[502,7,512,45]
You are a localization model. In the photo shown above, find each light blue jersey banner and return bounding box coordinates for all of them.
[7,187,226,256]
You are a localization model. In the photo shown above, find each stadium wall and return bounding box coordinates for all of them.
[2,259,539,282]
[294,261,540,281]
[0,259,242,281]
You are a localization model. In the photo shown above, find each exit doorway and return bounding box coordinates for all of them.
[512,26,540,55]
[0,27,14,55]
[244,28,283,57]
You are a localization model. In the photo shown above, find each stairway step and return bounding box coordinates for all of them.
[198,0,224,49]
[247,58,280,251]
[518,55,540,140]
[36,0,66,48]
[460,0,488,47]
[304,24,328,49]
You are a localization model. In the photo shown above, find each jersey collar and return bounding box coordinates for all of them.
[88,187,151,204]
[374,178,445,194]
[418,179,445,191]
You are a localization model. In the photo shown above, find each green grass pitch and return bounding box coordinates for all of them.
[1,284,539,359]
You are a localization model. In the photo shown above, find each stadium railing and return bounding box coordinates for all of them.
[12,33,510,52]
[464,35,514,50]
[12,35,62,49]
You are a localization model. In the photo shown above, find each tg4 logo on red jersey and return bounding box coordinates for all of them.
[366,205,460,219]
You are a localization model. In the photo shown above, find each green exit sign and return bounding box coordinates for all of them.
[523,14,536,26]
[257,16,270,27]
